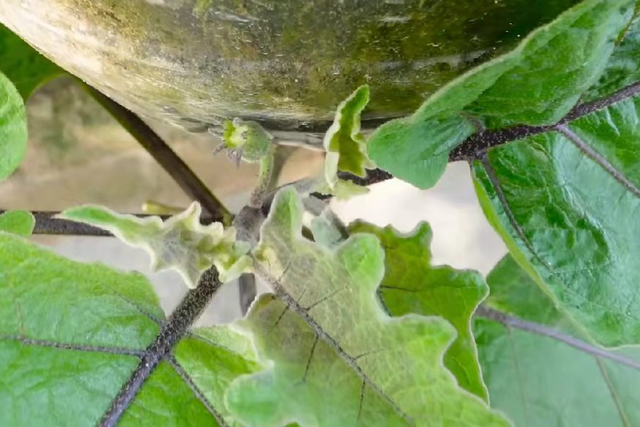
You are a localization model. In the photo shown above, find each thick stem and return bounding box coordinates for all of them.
[0,211,217,237]
[84,85,232,225]
[100,267,223,427]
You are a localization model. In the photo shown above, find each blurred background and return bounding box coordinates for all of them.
[0,77,507,324]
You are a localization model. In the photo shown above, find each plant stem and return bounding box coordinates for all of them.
[0,211,217,237]
[249,146,277,208]
[100,267,224,427]
[83,85,233,225]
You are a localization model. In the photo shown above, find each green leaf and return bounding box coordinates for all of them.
[584,3,640,100]
[122,328,260,427]
[348,222,489,401]
[320,85,373,199]
[0,232,259,426]
[0,71,27,181]
[472,93,640,347]
[246,188,509,426]
[0,210,34,236]
[0,23,62,99]
[60,203,251,288]
[368,0,635,189]
[227,294,409,427]
[324,85,372,179]
[475,255,640,426]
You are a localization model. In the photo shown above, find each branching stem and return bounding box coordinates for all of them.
[100,267,224,427]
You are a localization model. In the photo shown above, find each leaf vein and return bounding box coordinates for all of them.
[167,355,228,426]
[0,334,144,357]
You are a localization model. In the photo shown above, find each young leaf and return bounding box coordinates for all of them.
[324,85,372,179]
[475,255,640,426]
[472,94,640,347]
[0,210,34,236]
[0,232,259,426]
[348,222,489,401]
[60,203,251,288]
[0,71,27,181]
[368,0,635,189]
[0,23,62,99]
[319,85,373,199]
[251,188,510,426]
[227,294,409,427]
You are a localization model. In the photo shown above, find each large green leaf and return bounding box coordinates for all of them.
[0,23,62,99]
[368,0,635,189]
[472,93,640,347]
[475,255,640,426]
[348,222,489,401]
[246,188,509,426]
[0,71,27,181]
[0,232,258,426]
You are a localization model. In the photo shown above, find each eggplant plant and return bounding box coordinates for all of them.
[0,1,639,426]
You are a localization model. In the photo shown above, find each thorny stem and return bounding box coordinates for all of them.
[100,267,225,427]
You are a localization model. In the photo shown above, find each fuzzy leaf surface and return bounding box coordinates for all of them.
[349,222,489,401]
[60,203,251,288]
[248,188,509,426]
[227,294,409,427]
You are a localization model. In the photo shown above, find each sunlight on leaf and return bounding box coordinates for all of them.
[239,188,510,426]
[60,203,251,288]
[227,294,409,427]
[472,94,640,347]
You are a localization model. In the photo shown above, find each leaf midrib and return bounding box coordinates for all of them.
[477,306,640,371]
[99,268,227,427]
[447,81,640,162]
[254,262,414,425]
[477,306,640,427]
